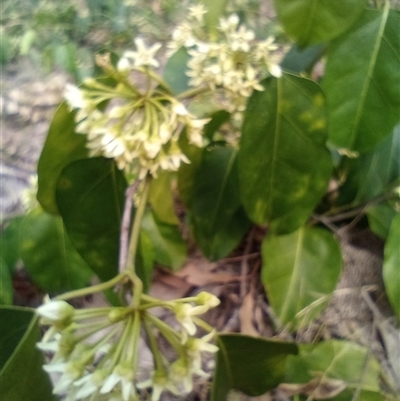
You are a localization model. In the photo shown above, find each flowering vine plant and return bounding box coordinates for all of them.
[32,6,284,400]
[1,1,400,401]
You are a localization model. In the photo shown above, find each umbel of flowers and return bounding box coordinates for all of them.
[168,4,282,124]
[37,288,220,401]
[64,48,209,180]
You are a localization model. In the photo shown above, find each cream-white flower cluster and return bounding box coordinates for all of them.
[168,6,282,122]
[37,291,220,401]
[64,44,209,179]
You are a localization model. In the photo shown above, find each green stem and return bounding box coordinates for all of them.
[112,313,134,366]
[143,318,164,370]
[54,273,126,301]
[144,312,183,353]
[129,311,142,372]
[192,317,215,333]
[177,85,210,100]
[124,174,152,306]
[135,67,173,94]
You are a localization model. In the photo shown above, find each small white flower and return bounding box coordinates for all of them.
[219,14,239,33]
[124,39,162,68]
[229,25,255,52]
[100,362,136,401]
[188,4,208,22]
[101,134,127,158]
[37,297,75,325]
[170,357,193,394]
[268,63,282,78]
[173,102,188,116]
[74,369,107,399]
[196,291,220,309]
[187,118,209,147]
[137,370,179,401]
[64,84,86,110]
[44,361,85,395]
[117,57,131,72]
[174,304,198,335]
[144,138,162,159]
[159,123,172,144]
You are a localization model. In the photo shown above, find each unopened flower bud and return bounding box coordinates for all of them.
[37,298,75,326]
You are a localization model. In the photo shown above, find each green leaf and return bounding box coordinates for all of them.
[285,340,384,401]
[383,213,400,319]
[149,172,179,225]
[19,208,92,293]
[0,307,55,401]
[203,110,230,141]
[55,157,127,284]
[239,74,332,234]
[281,43,325,74]
[355,124,400,203]
[177,135,203,208]
[322,6,400,152]
[191,146,251,260]
[141,210,187,271]
[212,334,298,400]
[336,123,400,206]
[274,0,365,46]
[163,47,191,94]
[367,203,398,239]
[0,259,13,305]
[0,216,24,271]
[261,226,342,329]
[37,102,88,214]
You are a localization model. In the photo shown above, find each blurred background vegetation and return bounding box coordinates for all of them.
[1,0,273,82]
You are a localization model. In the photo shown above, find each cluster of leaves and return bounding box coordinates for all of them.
[1,0,189,79]
[1,0,400,400]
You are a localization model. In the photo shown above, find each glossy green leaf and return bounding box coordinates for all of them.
[323,7,400,152]
[239,74,332,234]
[0,216,24,271]
[0,258,13,305]
[355,124,400,202]
[383,213,400,319]
[191,146,251,260]
[0,307,55,401]
[262,226,342,329]
[281,43,325,74]
[37,102,88,215]
[203,110,230,141]
[212,334,298,400]
[285,340,383,401]
[56,157,127,283]
[141,209,187,271]
[336,124,400,206]
[163,47,190,94]
[19,208,92,292]
[149,172,179,225]
[177,135,203,208]
[367,203,398,240]
[274,0,365,46]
